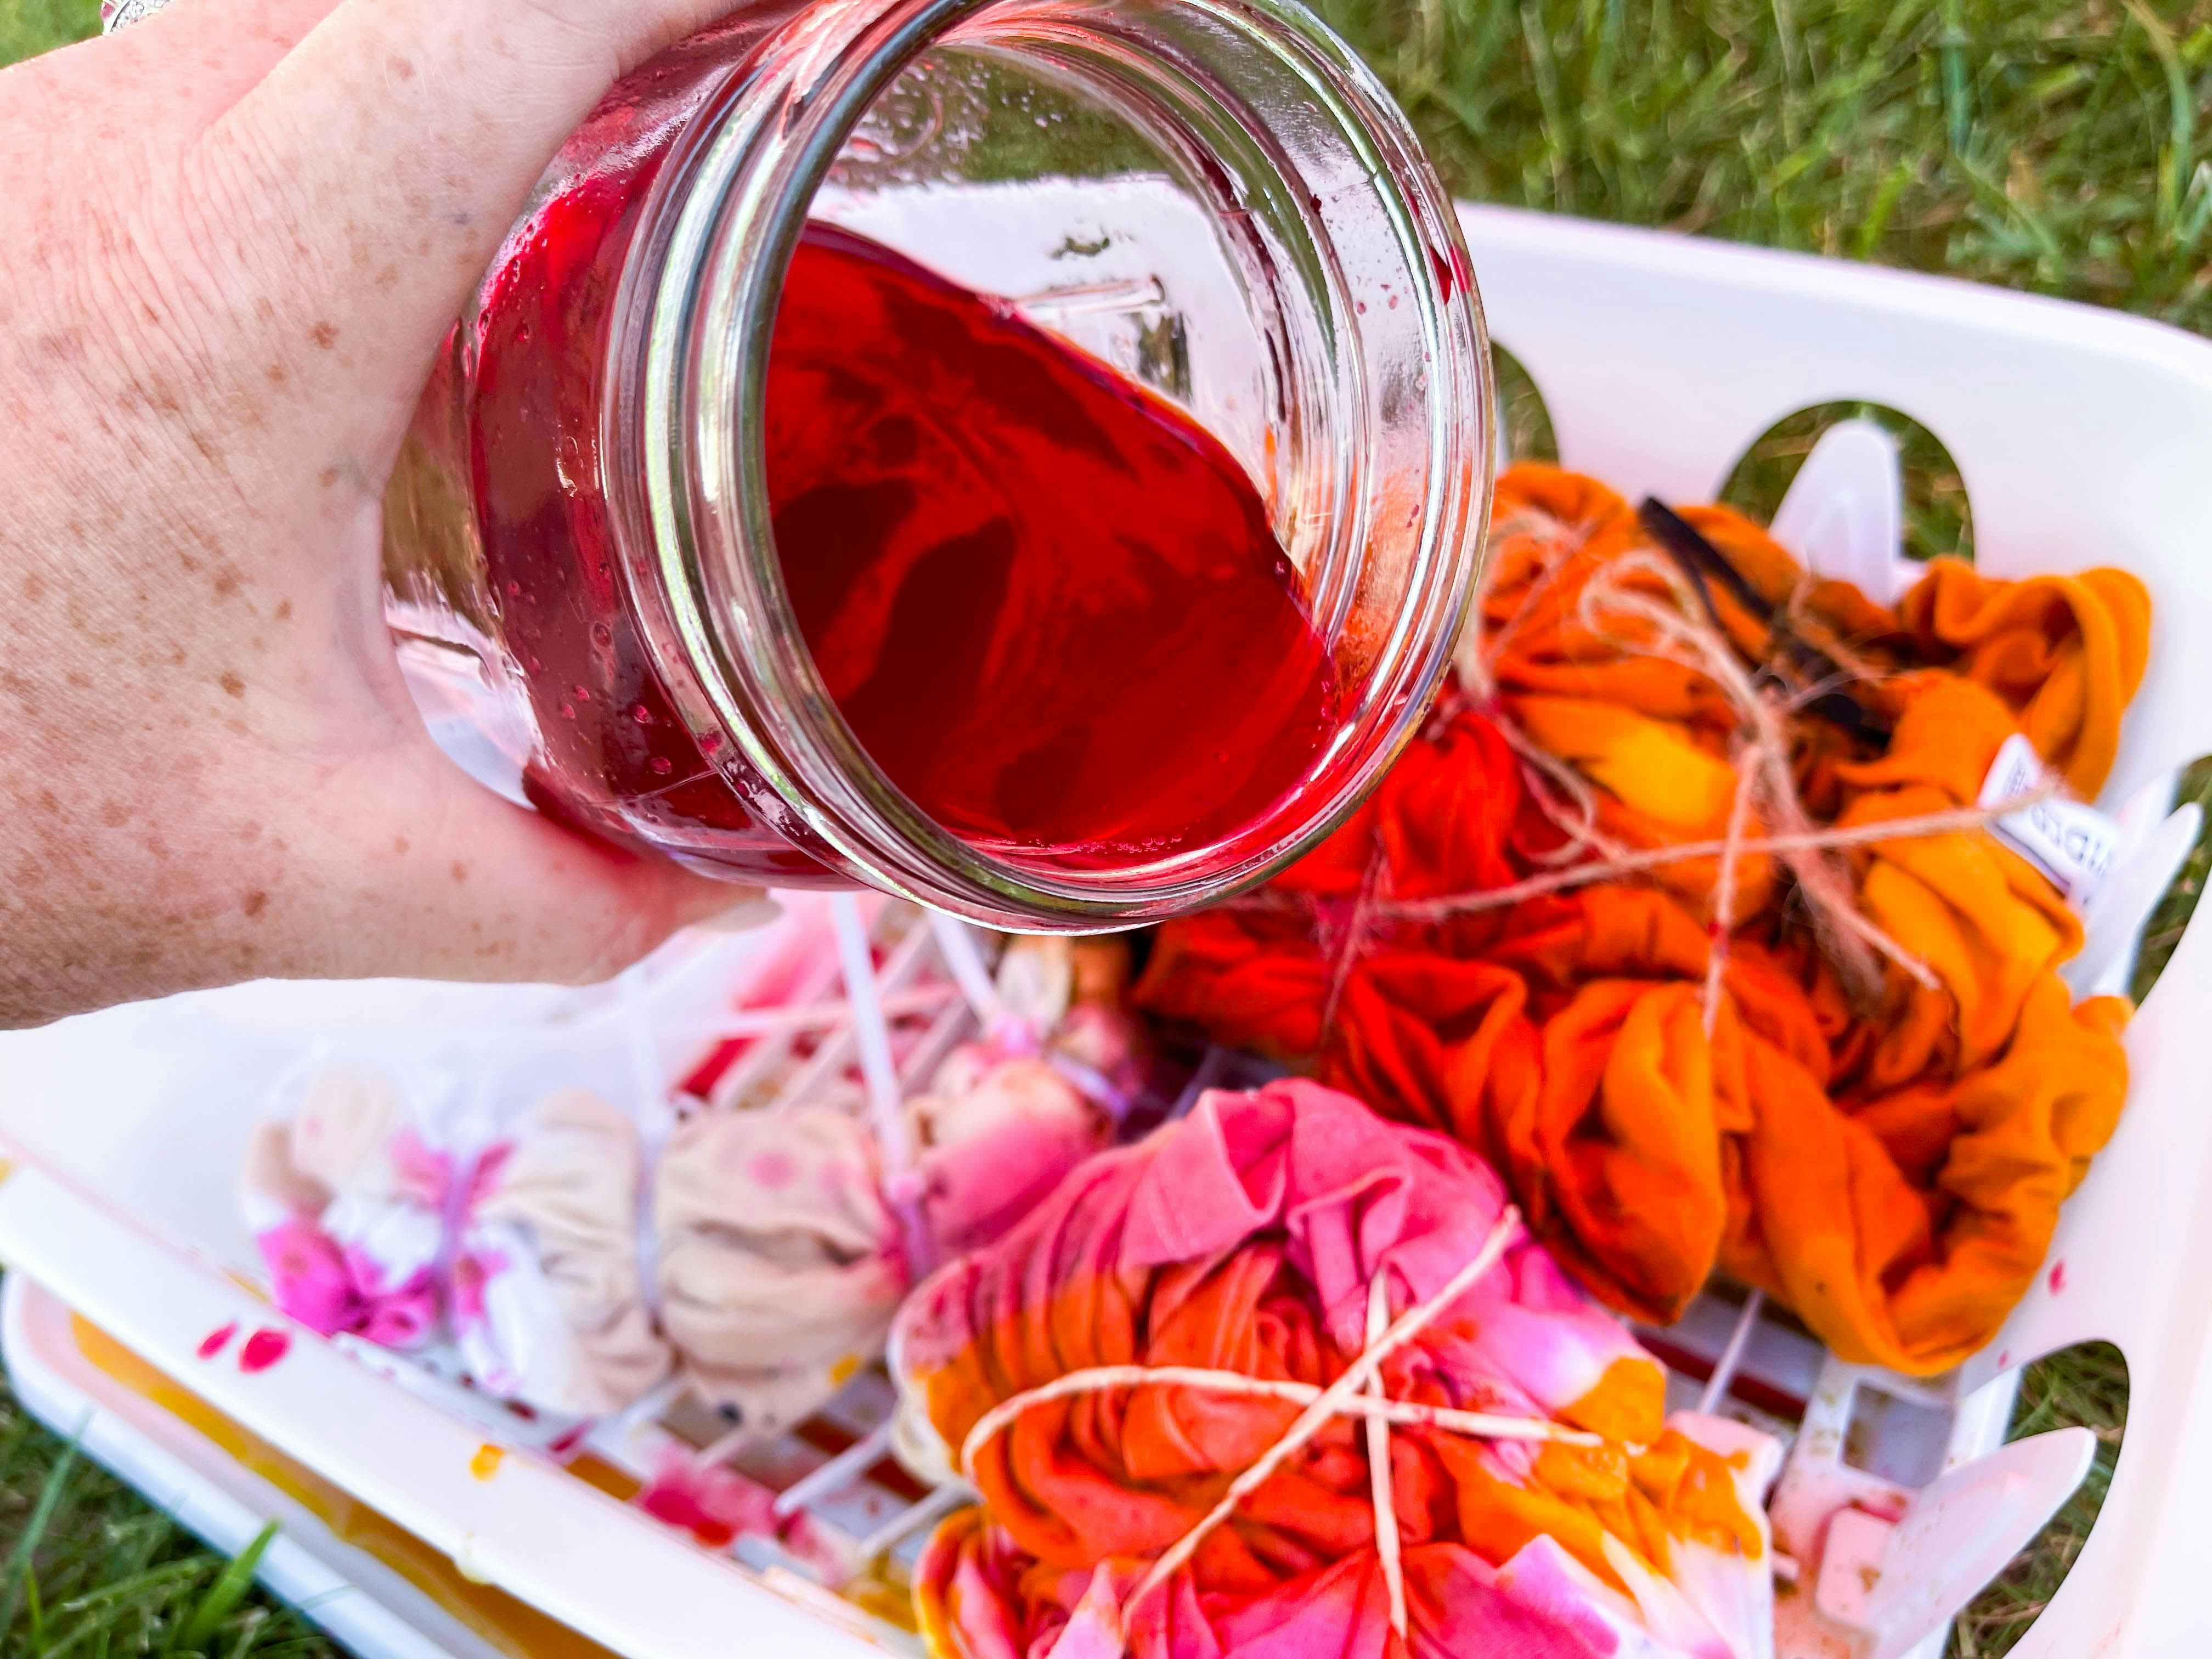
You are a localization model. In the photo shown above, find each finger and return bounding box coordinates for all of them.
[262,732,760,986]
[200,0,743,458]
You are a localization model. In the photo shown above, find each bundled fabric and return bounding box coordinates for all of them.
[654,935,1139,1432]
[1137,464,2140,1376]
[239,1065,447,1351]
[240,932,1140,1426]
[241,1063,676,1415]
[454,1089,671,1416]
[897,1080,1779,1659]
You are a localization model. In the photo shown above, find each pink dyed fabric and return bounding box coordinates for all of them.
[898,1082,1775,1659]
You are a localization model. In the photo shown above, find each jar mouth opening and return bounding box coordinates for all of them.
[640,0,1492,928]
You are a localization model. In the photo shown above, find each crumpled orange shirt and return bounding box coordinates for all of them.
[1138,464,2140,1377]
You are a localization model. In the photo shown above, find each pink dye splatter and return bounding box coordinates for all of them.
[547,1422,592,1460]
[239,1328,291,1373]
[460,1142,516,1214]
[254,1218,437,1348]
[2048,1260,2068,1294]
[448,1250,499,1324]
[748,1151,799,1191]
[198,1322,238,1360]
[390,1129,458,1209]
[633,1450,854,1581]
[636,1459,748,1548]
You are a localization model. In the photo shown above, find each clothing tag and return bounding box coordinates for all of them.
[1977,733,2123,906]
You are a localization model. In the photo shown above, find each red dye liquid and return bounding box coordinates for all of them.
[765,228,1339,861]
[464,43,1338,881]
[197,1321,237,1361]
[239,1328,291,1373]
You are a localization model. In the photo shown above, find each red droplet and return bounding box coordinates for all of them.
[548,1423,591,1460]
[2048,1260,2068,1294]
[1430,245,1456,301]
[637,1481,737,1547]
[239,1328,291,1373]
[198,1322,238,1361]
[1997,1350,2012,1369]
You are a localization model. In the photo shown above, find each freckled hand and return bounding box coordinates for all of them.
[0,0,760,1026]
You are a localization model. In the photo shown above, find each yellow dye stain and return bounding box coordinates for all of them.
[0,1156,15,1187]
[470,1443,506,1481]
[69,1315,620,1659]
[828,1352,864,1389]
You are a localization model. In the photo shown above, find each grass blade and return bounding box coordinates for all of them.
[173,1531,281,1654]
[0,1417,85,1643]
[173,1525,279,1654]
[54,1558,211,1618]
[221,1608,271,1659]
[23,1561,46,1651]
[2119,0,2194,234]
[1854,159,1916,259]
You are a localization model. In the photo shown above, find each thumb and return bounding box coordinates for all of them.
[272,731,757,986]
[201,0,743,455]
[204,0,767,977]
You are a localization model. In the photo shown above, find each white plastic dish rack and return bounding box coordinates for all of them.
[5,197,2212,1659]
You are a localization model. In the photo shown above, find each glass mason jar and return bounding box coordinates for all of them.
[382,0,1493,931]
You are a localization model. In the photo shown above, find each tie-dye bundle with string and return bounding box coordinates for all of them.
[894,1080,1781,1659]
[1137,463,2148,1376]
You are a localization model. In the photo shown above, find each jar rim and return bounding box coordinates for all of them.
[625,0,1493,929]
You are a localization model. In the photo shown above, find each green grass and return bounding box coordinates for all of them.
[1,0,2199,1652]
[0,0,91,64]
[0,1389,338,1658]
[1313,0,2212,332]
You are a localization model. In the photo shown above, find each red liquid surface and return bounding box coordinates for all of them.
[465,40,1338,881]
[766,227,1340,861]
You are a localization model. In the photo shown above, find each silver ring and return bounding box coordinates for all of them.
[102,0,179,31]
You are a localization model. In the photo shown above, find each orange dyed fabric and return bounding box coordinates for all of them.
[1898,557,2152,797]
[1473,472,1783,916]
[899,1081,1778,1659]
[1137,464,2138,1376]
